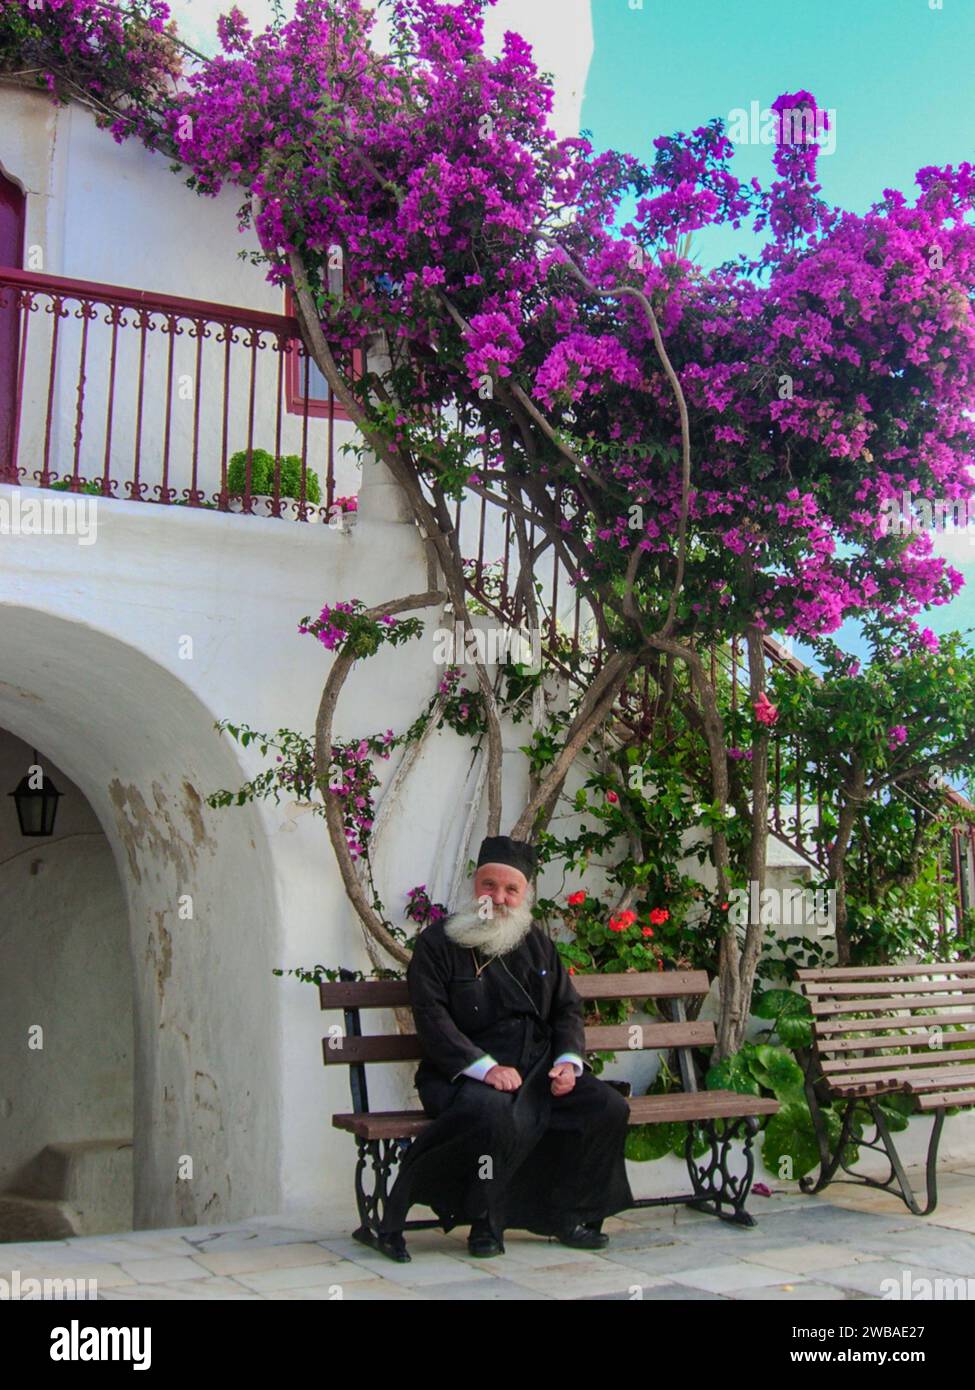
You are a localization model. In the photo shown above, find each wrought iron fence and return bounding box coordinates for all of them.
[0,266,360,519]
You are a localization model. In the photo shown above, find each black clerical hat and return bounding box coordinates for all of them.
[476,835,536,882]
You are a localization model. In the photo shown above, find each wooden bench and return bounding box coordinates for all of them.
[321,965,780,1260]
[798,962,975,1215]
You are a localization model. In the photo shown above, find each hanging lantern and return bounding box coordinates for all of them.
[8,749,62,837]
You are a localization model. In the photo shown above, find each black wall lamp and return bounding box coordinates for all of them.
[8,747,63,837]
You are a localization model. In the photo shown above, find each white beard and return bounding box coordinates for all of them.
[443,890,535,956]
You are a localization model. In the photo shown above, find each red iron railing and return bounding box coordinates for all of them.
[0,266,360,519]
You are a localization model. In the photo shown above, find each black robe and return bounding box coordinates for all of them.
[378,921,634,1239]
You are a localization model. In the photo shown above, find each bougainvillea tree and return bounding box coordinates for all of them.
[8,0,975,1055]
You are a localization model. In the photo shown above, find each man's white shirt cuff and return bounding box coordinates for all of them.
[457,1054,498,1082]
[553,1052,584,1076]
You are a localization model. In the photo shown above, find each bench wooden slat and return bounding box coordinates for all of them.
[915,1089,975,1111]
[574,971,712,1000]
[902,1068,975,1093]
[324,1021,717,1066]
[321,980,411,1009]
[626,1091,779,1123]
[829,1078,903,1097]
[324,1036,422,1065]
[822,1047,975,1073]
[333,1110,431,1139]
[798,963,975,980]
[586,1022,716,1050]
[804,979,975,998]
[809,993,975,1017]
[830,1066,975,1097]
[816,1011,975,1035]
[819,1028,975,1054]
[331,1088,779,1140]
[320,968,712,1010]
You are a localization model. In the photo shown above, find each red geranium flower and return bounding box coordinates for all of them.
[609,908,638,932]
[566,890,587,906]
[648,908,670,926]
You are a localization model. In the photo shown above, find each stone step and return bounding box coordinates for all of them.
[0,1193,82,1242]
[3,1138,133,1235]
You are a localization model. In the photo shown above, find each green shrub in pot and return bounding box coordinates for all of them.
[227,449,321,503]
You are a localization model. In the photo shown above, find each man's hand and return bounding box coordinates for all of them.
[549,1061,577,1097]
[484,1065,522,1091]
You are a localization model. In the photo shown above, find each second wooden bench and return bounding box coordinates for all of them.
[798,961,975,1214]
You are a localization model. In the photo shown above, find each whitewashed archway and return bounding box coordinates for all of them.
[0,603,282,1229]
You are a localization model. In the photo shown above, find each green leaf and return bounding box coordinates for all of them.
[625,1123,681,1161]
[777,1013,813,1048]
[705,1055,761,1097]
[753,988,810,1021]
[760,1102,822,1180]
[760,1047,807,1105]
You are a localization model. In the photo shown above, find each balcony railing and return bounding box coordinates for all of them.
[0,267,359,519]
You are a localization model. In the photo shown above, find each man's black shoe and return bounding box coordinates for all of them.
[556,1221,609,1250]
[468,1217,505,1257]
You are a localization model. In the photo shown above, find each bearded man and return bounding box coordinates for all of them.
[376,835,634,1259]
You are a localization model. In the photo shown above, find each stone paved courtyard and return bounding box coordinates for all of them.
[3,1160,974,1301]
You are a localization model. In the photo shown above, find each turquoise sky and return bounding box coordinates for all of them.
[582,0,975,651]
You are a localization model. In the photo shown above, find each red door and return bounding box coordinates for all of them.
[0,169,25,482]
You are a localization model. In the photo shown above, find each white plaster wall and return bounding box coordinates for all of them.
[0,730,132,1199]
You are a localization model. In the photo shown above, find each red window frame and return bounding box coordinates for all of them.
[284,288,364,420]
[1,167,26,482]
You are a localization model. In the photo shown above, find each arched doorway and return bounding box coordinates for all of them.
[0,732,132,1238]
[0,165,25,483]
[0,605,283,1233]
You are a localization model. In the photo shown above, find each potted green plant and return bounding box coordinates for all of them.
[226,449,323,520]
